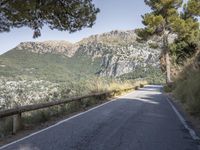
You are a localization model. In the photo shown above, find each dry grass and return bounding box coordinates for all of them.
[173,50,200,116]
[0,79,147,138]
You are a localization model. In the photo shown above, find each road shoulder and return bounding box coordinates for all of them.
[165,93,200,141]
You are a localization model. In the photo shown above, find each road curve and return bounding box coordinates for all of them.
[0,85,199,150]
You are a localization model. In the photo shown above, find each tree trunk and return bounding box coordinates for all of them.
[165,50,171,84]
[163,32,172,84]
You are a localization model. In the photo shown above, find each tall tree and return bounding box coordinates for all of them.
[137,0,200,84]
[0,0,99,38]
[170,0,200,62]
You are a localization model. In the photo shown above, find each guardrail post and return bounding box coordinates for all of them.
[13,113,22,134]
[78,99,84,109]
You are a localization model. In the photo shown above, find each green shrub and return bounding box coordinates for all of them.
[140,84,144,88]
[148,42,159,49]
[135,86,139,90]
[163,85,173,93]
[120,66,165,85]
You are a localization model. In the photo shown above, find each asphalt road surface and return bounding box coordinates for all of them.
[1,85,199,150]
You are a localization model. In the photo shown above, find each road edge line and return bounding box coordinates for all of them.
[166,97,200,141]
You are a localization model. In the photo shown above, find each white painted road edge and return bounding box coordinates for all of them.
[166,97,200,141]
[0,91,135,149]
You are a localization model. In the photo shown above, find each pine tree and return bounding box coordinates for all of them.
[0,0,100,38]
[137,0,200,84]
[169,0,199,64]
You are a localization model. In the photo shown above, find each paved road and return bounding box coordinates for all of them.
[1,85,199,150]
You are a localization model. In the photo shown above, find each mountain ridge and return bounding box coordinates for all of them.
[1,30,161,77]
[14,30,138,57]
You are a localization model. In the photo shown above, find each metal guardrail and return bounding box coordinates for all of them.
[0,86,138,133]
[0,91,111,118]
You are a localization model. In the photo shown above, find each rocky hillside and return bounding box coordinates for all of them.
[17,40,76,57]
[12,30,161,77]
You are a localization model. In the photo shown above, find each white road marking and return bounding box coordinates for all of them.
[166,97,200,141]
[0,91,136,149]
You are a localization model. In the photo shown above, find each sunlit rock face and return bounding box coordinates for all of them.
[17,40,76,57]
[75,30,161,77]
[15,30,161,77]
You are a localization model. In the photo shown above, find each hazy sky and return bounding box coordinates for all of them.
[0,0,151,54]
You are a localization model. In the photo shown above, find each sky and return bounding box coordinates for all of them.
[0,0,151,54]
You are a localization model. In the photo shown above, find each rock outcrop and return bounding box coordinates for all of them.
[17,41,76,57]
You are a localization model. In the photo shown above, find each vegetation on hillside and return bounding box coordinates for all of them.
[173,51,200,116]
[119,66,165,85]
[0,49,101,81]
[0,75,141,110]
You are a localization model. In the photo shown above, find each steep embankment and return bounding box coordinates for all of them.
[173,50,200,116]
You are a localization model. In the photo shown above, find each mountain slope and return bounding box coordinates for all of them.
[0,30,162,80]
[0,49,101,82]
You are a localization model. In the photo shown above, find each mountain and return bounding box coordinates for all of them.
[17,41,76,57]
[0,30,165,110]
[76,30,160,76]
[0,30,162,81]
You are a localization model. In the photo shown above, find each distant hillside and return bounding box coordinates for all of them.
[0,30,165,111]
[0,30,162,80]
[76,30,160,77]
